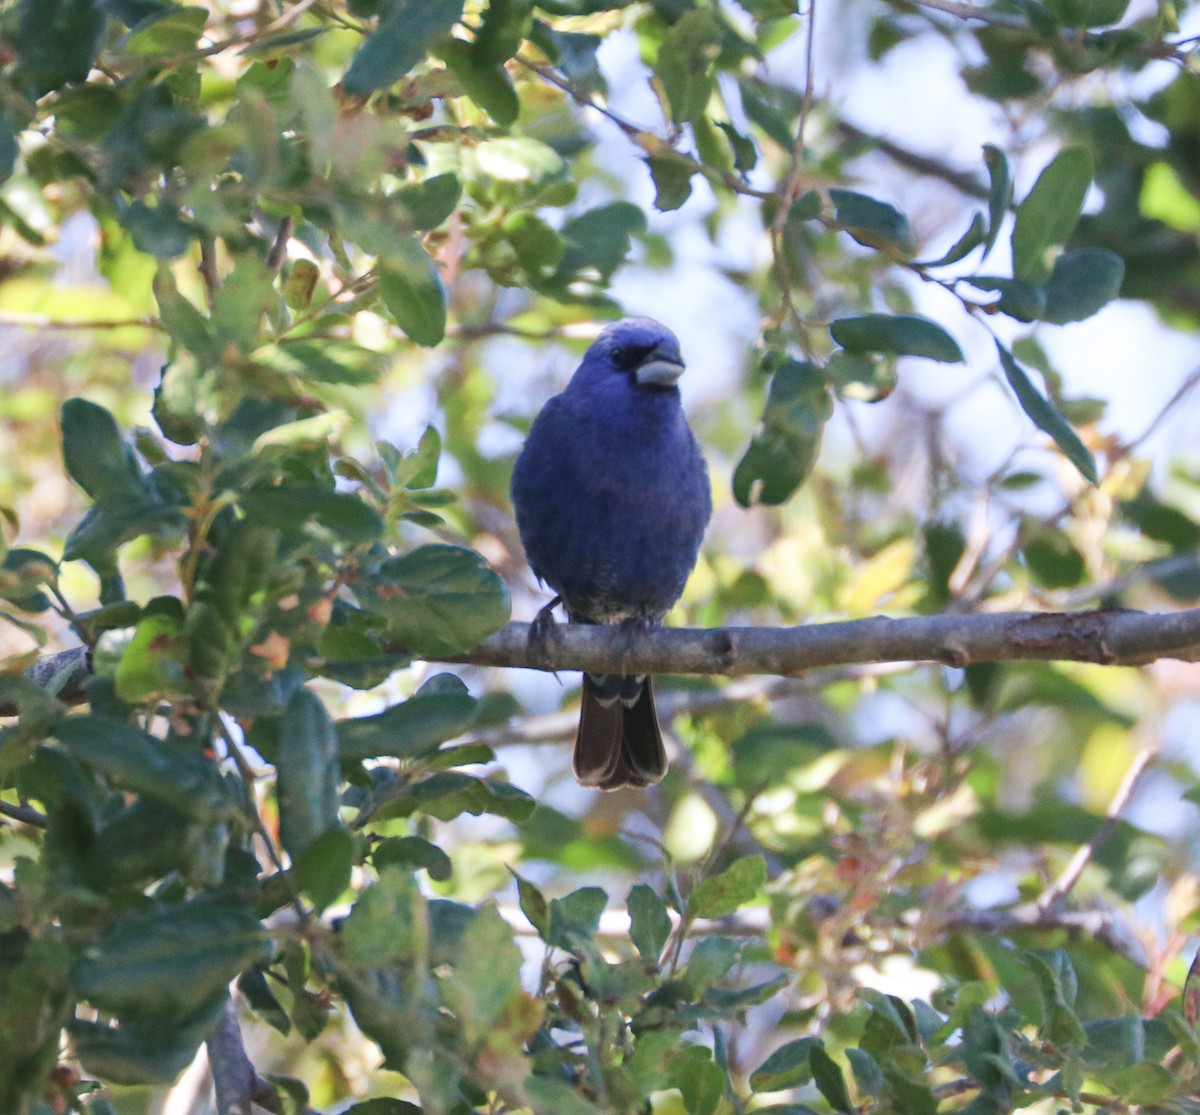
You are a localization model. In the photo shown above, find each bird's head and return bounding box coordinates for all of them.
[585,317,686,390]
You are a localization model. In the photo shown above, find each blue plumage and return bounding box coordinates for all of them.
[511,318,712,788]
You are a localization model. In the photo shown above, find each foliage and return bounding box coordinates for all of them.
[0,0,1200,1113]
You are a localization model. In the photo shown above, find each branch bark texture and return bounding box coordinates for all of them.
[440,606,1200,676]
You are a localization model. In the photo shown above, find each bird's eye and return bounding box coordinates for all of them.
[611,344,645,371]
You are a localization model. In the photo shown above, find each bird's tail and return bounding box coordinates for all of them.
[573,673,667,790]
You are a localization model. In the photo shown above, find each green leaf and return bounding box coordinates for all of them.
[645,150,695,212]
[73,902,270,1020]
[238,487,383,543]
[281,259,320,310]
[14,0,107,97]
[183,521,277,683]
[733,359,833,507]
[627,883,671,961]
[394,173,461,231]
[1024,530,1086,588]
[966,276,1046,322]
[342,1102,422,1115]
[339,673,478,761]
[914,211,986,268]
[292,826,355,910]
[212,256,276,353]
[121,200,193,259]
[502,212,565,272]
[553,201,646,285]
[154,266,218,365]
[61,398,149,505]
[379,239,448,347]
[810,1046,853,1114]
[53,715,231,820]
[237,969,291,1036]
[360,544,510,657]
[995,342,1097,484]
[68,998,225,1085]
[656,10,720,123]
[1041,247,1125,323]
[0,115,17,185]
[846,1048,884,1097]
[829,188,916,257]
[548,886,607,949]
[474,136,564,183]
[1011,147,1094,283]
[114,603,188,702]
[474,0,532,65]
[439,39,519,126]
[982,143,1012,257]
[667,1046,724,1115]
[81,798,194,891]
[119,5,208,55]
[277,689,341,860]
[524,1077,606,1115]
[374,835,452,882]
[0,547,57,612]
[342,0,466,95]
[373,772,534,824]
[511,869,550,938]
[750,1038,820,1091]
[830,314,963,363]
[1112,1062,1176,1106]
[443,904,523,1033]
[255,340,387,386]
[341,866,420,966]
[691,854,766,918]
[825,350,896,403]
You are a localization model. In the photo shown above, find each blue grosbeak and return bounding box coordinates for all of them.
[512,318,711,788]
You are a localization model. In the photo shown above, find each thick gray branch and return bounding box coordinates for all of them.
[440,606,1200,676]
[9,608,1200,719]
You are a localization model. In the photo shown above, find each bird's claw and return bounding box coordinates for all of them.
[528,596,564,674]
[616,614,653,673]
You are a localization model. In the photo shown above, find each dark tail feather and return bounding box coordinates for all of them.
[574,674,667,790]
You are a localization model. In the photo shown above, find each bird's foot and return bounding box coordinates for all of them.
[528,596,564,674]
[615,614,654,674]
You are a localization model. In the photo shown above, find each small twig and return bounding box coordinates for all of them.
[0,799,46,827]
[1034,742,1157,914]
[1058,552,1200,609]
[266,215,295,272]
[1126,364,1200,454]
[199,236,221,311]
[214,717,308,920]
[889,0,1031,31]
[0,311,165,331]
[945,905,1145,968]
[834,118,989,199]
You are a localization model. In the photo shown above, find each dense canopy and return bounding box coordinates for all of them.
[3,0,1200,1112]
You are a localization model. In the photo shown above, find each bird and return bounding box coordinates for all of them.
[511,317,712,789]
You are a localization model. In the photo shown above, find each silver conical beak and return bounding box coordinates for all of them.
[636,358,685,386]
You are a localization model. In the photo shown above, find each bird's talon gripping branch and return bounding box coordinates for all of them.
[528,595,564,674]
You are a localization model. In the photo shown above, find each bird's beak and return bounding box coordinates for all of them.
[636,356,685,387]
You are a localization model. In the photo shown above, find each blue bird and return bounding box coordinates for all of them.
[511,318,712,789]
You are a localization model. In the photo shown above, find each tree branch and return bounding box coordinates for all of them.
[208,996,256,1115]
[0,799,46,827]
[438,606,1200,677]
[834,118,989,200]
[208,994,321,1115]
[1034,742,1157,914]
[9,608,1200,721]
